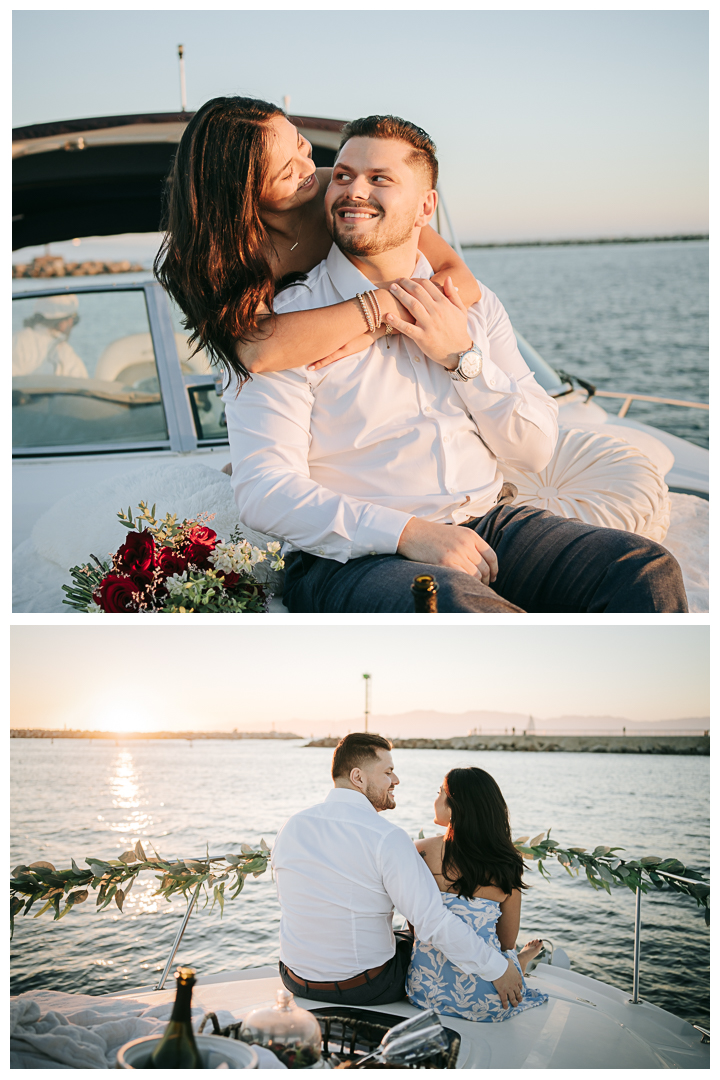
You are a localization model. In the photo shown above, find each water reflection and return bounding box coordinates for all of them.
[108,750,152,838]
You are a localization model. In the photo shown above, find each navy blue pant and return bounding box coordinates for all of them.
[282,503,688,613]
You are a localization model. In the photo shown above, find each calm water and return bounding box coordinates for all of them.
[464,241,709,449]
[10,740,709,1024]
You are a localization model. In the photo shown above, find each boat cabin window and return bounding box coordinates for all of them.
[12,290,170,451]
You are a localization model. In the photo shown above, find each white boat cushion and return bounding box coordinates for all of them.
[557,419,675,478]
[28,461,285,597]
[498,427,672,542]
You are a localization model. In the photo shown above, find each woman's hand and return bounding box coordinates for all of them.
[385,277,472,369]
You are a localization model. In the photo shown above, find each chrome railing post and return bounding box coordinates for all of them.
[155,881,203,990]
[631,886,642,1003]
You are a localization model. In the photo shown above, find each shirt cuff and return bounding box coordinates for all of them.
[351,504,414,559]
[474,949,510,983]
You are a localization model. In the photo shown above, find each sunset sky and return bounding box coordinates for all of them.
[11,626,709,735]
[13,6,708,243]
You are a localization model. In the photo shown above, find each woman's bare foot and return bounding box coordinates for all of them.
[517,939,543,973]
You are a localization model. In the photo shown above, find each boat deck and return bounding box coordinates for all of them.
[110,963,709,1069]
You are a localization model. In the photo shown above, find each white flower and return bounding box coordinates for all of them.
[86,601,103,613]
[165,571,189,595]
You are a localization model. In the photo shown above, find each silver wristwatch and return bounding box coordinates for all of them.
[450,343,483,382]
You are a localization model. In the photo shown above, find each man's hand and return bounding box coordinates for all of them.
[384,276,472,369]
[397,518,498,584]
[492,959,524,1009]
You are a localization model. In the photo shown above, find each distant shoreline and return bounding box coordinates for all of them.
[464,234,708,250]
[306,734,709,755]
[10,729,301,741]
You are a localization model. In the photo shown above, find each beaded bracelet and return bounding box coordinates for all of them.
[367,290,382,330]
[356,292,375,333]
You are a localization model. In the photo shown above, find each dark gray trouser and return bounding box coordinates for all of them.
[279,930,414,1007]
[282,503,688,613]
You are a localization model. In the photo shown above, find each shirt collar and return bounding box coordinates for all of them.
[325,786,378,814]
[325,243,433,302]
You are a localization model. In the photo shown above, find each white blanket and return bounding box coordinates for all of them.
[12,463,709,613]
[10,989,285,1069]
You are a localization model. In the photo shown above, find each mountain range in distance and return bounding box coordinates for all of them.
[287,710,708,739]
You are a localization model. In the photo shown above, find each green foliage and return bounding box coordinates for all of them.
[61,556,110,611]
[10,841,270,937]
[512,830,710,925]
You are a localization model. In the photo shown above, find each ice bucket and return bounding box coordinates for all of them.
[116,1032,258,1068]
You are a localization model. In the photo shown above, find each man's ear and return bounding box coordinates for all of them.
[415,189,438,229]
[348,767,364,789]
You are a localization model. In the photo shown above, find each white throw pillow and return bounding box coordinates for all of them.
[560,420,675,478]
[499,428,672,542]
[29,461,285,593]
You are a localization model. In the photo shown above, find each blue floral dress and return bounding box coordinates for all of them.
[406,892,548,1022]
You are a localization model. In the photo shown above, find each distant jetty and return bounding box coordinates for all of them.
[11,728,301,741]
[305,734,709,755]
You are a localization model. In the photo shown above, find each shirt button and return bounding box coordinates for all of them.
[488,377,495,387]
[318,549,325,555]
[423,405,431,413]
[370,551,377,556]
[413,356,421,364]
[443,435,450,443]
[449,487,456,493]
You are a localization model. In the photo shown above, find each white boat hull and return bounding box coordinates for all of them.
[109,963,709,1069]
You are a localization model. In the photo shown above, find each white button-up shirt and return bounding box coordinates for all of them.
[270,788,508,983]
[224,245,558,562]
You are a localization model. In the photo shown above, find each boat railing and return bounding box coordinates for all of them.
[153,866,709,1000]
[592,389,709,419]
[630,869,709,1006]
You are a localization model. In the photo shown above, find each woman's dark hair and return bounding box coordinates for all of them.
[441,767,527,899]
[154,95,285,386]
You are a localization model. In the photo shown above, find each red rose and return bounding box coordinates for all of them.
[156,547,189,580]
[114,530,157,578]
[218,571,241,588]
[182,526,217,570]
[185,525,217,550]
[94,574,145,612]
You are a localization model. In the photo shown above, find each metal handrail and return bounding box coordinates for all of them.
[630,870,709,1005]
[154,853,240,990]
[592,389,709,418]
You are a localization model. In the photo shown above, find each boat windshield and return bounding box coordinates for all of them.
[514,332,568,395]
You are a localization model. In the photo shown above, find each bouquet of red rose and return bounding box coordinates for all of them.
[62,501,284,613]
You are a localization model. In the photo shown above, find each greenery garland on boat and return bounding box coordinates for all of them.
[10,831,709,938]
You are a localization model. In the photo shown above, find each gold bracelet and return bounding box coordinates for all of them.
[355,292,374,334]
[384,323,393,349]
[367,290,382,330]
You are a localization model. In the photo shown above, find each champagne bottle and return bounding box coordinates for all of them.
[411,574,438,612]
[149,966,203,1069]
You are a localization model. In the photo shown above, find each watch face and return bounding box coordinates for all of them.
[460,348,482,379]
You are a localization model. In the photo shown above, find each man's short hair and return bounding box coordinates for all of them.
[331,732,393,780]
[338,115,438,190]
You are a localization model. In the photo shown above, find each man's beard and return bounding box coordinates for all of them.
[366,781,396,812]
[330,202,416,257]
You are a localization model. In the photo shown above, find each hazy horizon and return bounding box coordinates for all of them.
[11,626,709,736]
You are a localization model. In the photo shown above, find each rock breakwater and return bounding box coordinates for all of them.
[305,734,708,755]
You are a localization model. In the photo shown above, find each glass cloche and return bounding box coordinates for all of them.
[240,989,323,1068]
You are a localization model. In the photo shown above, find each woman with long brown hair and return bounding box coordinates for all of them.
[154,96,482,384]
[407,767,547,1021]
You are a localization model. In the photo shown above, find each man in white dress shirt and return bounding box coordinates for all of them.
[224,116,687,612]
[272,733,523,1008]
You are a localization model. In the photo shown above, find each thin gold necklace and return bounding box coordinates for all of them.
[289,204,307,252]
